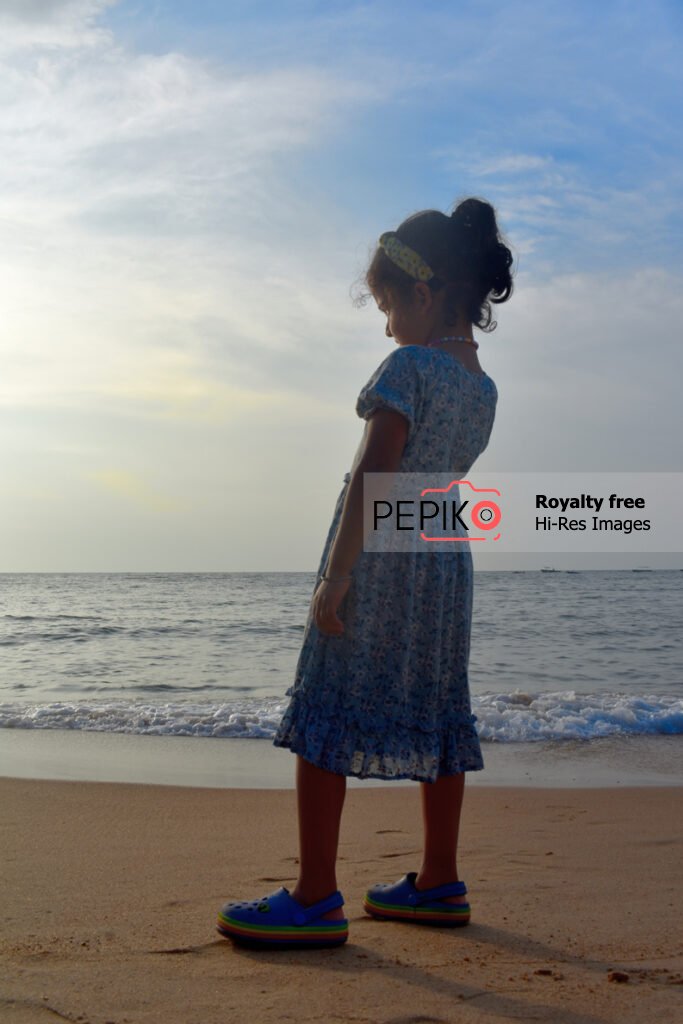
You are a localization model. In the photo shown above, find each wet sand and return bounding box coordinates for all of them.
[2,727,681,790]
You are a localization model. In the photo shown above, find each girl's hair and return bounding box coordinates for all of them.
[357,197,514,332]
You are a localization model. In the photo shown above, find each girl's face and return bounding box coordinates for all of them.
[374,286,425,346]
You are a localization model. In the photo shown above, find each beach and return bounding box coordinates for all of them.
[2,571,682,1021]
[2,777,681,1024]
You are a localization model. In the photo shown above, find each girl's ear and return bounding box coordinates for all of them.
[414,282,433,310]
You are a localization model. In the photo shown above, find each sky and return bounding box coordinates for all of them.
[1,0,682,571]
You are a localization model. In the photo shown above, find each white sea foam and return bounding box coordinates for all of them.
[473,690,683,741]
[0,699,284,738]
[0,691,681,742]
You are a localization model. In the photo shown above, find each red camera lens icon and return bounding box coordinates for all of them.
[420,480,502,543]
[470,497,502,534]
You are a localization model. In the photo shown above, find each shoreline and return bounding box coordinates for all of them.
[0,726,681,790]
[2,777,681,1024]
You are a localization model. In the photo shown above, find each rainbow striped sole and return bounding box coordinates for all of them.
[363,894,471,927]
[217,910,349,948]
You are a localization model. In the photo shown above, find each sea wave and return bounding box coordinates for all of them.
[0,691,681,742]
[473,691,683,741]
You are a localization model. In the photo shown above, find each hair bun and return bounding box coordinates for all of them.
[450,198,497,250]
[451,197,513,303]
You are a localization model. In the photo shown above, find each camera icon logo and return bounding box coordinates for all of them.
[419,479,502,543]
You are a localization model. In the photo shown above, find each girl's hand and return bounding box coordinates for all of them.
[311,577,352,636]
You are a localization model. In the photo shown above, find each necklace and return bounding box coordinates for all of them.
[425,335,479,350]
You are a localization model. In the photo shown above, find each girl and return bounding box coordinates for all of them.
[217,197,513,949]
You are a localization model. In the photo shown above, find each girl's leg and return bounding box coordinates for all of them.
[415,770,468,904]
[290,754,347,919]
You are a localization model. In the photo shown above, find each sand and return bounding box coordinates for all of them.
[1,777,681,1024]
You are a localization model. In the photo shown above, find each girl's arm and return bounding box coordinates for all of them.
[324,408,409,578]
[311,408,408,634]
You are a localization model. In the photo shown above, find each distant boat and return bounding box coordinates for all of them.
[631,567,652,572]
[540,567,559,572]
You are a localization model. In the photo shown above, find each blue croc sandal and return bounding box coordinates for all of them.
[217,886,349,948]
[363,871,470,927]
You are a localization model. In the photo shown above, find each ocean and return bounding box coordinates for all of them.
[1,570,681,788]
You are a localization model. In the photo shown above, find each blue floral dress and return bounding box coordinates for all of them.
[272,344,498,783]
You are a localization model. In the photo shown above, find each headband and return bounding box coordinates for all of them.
[378,232,437,284]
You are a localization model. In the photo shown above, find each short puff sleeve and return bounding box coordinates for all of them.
[355,347,424,442]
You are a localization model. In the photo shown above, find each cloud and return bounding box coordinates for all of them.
[0,0,109,20]
[0,4,377,432]
[433,141,682,279]
[486,265,683,472]
[86,467,185,513]
[0,0,115,51]
[0,46,362,215]
[468,154,554,177]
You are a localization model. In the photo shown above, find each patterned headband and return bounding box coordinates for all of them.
[378,232,436,283]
